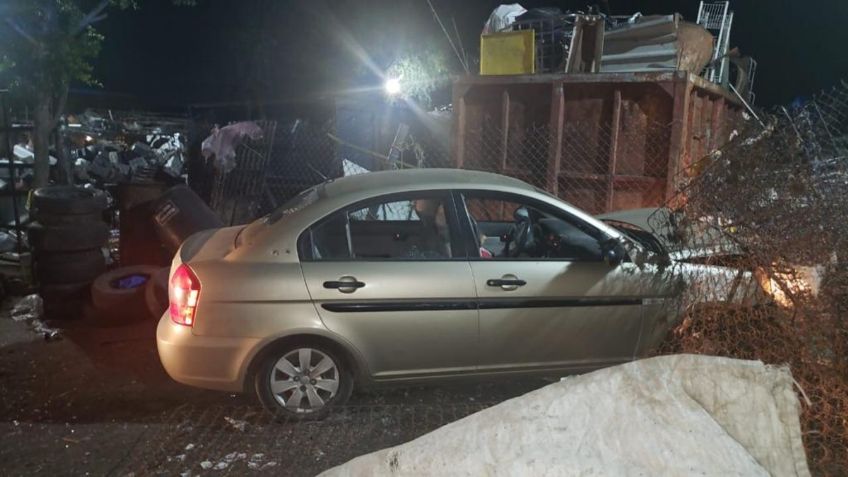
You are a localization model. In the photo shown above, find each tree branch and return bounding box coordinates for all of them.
[73,0,110,35]
[4,18,39,46]
[50,85,69,129]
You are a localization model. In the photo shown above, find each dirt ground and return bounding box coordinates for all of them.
[0,300,546,476]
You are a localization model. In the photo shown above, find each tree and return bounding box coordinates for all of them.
[0,0,193,188]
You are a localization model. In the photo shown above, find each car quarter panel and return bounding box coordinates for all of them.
[187,260,323,339]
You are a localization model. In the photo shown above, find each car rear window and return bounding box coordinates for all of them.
[265,185,321,225]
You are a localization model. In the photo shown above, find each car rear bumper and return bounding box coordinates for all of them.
[156,313,261,393]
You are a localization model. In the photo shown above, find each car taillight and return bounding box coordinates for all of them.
[170,264,200,326]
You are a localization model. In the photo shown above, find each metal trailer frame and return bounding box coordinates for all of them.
[452,71,744,214]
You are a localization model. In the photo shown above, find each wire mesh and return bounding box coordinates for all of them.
[645,82,848,476]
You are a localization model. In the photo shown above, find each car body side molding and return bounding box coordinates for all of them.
[322,297,643,313]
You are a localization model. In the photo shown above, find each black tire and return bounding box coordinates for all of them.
[33,210,105,227]
[32,186,107,216]
[28,222,109,253]
[144,267,170,319]
[35,249,106,285]
[91,265,159,312]
[40,281,91,303]
[255,341,353,421]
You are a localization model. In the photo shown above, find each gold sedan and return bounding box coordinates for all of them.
[157,169,680,419]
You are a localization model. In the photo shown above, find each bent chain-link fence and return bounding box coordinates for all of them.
[649,83,848,476]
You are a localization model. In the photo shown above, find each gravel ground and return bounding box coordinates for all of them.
[0,301,547,476]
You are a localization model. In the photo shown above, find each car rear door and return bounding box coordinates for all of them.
[299,191,479,381]
[458,190,668,373]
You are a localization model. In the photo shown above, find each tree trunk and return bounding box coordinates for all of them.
[32,93,53,189]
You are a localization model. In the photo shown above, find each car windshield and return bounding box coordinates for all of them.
[602,220,667,255]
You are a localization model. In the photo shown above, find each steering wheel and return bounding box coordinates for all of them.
[508,221,532,257]
[503,207,533,257]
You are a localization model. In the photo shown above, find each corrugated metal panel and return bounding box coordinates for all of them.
[601,14,680,73]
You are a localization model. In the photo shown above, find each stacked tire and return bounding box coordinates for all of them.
[29,186,109,319]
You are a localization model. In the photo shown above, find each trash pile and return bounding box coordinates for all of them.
[10,294,60,340]
[64,110,191,184]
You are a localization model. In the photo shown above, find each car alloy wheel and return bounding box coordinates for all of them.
[256,342,352,420]
[270,348,340,412]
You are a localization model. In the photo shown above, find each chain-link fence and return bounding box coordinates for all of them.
[207,118,452,225]
[646,83,848,475]
[458,119,675,214]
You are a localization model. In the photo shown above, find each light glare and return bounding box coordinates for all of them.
[384,77,401,96]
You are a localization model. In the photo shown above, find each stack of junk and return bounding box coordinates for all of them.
[0,109,234,323]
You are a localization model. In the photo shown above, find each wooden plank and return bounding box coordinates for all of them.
[606,89,622,211]
[546,83,565,194]
[666,76,693,200]
[500,90,510,172]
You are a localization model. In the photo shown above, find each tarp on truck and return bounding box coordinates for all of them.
[321,354,809,476]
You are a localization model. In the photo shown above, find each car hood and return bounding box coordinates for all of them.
[596,208,743,260]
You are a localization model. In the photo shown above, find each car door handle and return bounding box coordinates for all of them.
[486,278,526,287]
[323,277,365,293]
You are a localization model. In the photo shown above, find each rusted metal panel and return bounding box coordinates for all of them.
[453,71,742,213]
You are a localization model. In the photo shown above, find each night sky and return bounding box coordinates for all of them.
[90,0,848,109]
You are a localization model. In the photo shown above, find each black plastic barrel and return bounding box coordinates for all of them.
[151,185,224,254]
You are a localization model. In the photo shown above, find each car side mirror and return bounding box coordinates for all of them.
[601,239,627,267]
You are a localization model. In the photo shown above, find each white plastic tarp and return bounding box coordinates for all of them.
[321,355,810,477]
[482,4,527,34]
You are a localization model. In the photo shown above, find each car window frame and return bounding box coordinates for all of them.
[298,189,469,262]
[453,190,611,263]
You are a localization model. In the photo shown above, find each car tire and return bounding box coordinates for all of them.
[33,210,105,227]
[32,186,107,216]
[255,341,353,421]
[35,249,106,285]
[28,222,109,252]
[41,281,91,302]
[144,267,170,319]
[91,265,159,312]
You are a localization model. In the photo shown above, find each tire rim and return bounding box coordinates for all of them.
[270,348,340,413]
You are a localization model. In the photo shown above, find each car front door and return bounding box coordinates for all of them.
[458,190,667,374]
[299,191,478,381]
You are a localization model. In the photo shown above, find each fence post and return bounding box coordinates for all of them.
[606,89,622,211]
[547,82,565,195]
[666,73,692,200]
[500,90,510,172]
[453,81,471,169]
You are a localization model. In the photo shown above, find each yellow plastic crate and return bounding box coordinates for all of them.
[480,30,535,75]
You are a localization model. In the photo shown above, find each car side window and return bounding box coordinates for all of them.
[304,193,459,260]
[463,193,604,261]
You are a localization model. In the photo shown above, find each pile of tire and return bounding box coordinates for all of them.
[29,186,109,319]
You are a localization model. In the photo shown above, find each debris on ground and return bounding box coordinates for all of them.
[11,294,42,322]
[9,294,61,340]
[223,416,247,432]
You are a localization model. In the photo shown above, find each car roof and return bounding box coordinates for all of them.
[319,168,537,199]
